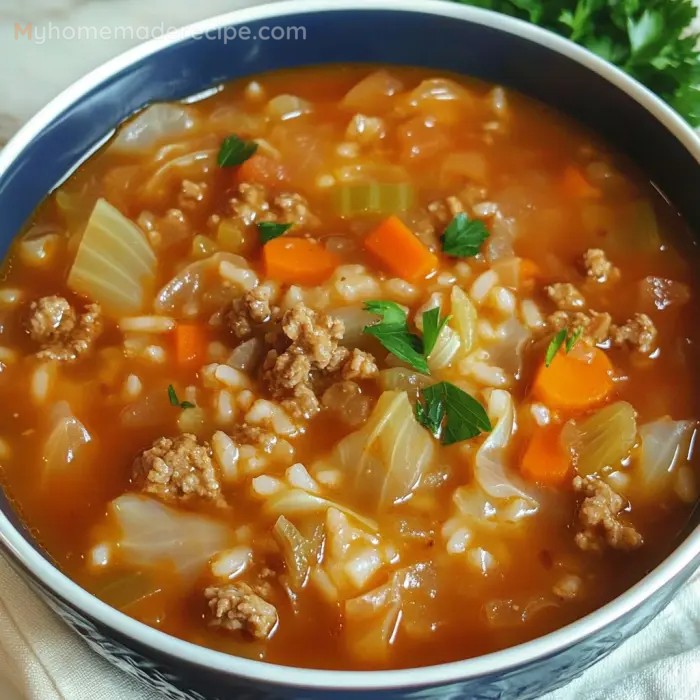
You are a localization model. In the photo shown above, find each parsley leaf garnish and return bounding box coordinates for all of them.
[565,326,584,353]
[545,327,584,367]
[415,381,492,446]
[441,213,490,258]
[168,384,196,409]
[545,329,567,367]
[217,135,258,167]
[422,307,452,357]
[362,301,429,374]
[454,0,700,126]
[258,221,292,244]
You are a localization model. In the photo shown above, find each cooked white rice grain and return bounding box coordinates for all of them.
[207,341,228,362]
[30,364,53,405]
[314,468,342,489]
[472,202,499,218]
[236,389,255,412]
[123,374,142,400]
[245,80,265,101]
[470,270,498,303]
[214,364,251,389]
[490,86,508,115]
[477,319,498,342]
[454,262,472,281]
[286,463,321,493]
[316,174,336,189]
[118,316,176,333]
[241,453,268,476]
[606,471,631,494]
[553,574,583,600]
[215,390,236,425]
[675,465,698,504]
[489,286,516,316]
[530,403,551,427]
[251,474,285,497]
[88,544,111,569]
[333,265,381,302]
[271,439,295,465]
[219,260,258,290]
[336,142,360,158]
[211,546,252,580]
[212,430,239,482]
[246,399,296,436]
[461,360,508,388]
[344,549,383,590]
[445,527,472,555]
[383,278,419,303]
[521,300,545,330]
[254,138,281,160]
[0,289,23,307]
[436,271,457,287]
[144,345,166,363]
[466,547,496,575]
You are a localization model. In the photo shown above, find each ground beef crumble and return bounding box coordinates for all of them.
[341,348,379,381]
[227,287,276,339]
[545,283,586,311]
[205,583,278,639]
[582,248,619,283]
[132,434,225,506]
[230,425,278,453]
[610,313,657,355]
[573,475,643,552]
[260,303,380,420]
[27,295,102,361]
[229,182,317,229]
[548,309,612,346]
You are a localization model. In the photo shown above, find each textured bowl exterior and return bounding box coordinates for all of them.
[1,2,699,699]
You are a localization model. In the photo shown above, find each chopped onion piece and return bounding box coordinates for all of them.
[450,286,477,356]
[111,104,197,153]
[563,402,637,477]
[42,402,91,482]
[272,516,312,590]
[637,419,697,494]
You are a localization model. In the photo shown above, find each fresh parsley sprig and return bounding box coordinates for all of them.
[258,221,292,244]
[441,213,490,258]
[545,327,584,367]
[422,307,452,357]
[168,384,196,409]
[455,0,700,126]
[362,302,454,374]
[217,134,258,167]
[362,301,429,374]
[415,381,492,445]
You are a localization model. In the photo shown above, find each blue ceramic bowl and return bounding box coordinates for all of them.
[1,2,699,698]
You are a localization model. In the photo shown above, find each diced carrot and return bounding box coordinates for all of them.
[519,258,541,284]
[235,154,287,186]
[263,237,339,286]
[174,324,208,365]
[562,166,600,199]
[532,345,614,411]
[521,424,572,486]
[364,215,438,282]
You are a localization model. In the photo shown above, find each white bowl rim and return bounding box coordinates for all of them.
[1,0,699,691]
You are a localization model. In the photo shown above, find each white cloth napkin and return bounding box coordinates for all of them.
[1,550,699,700]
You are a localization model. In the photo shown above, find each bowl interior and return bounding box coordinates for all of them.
[1,0,700,690]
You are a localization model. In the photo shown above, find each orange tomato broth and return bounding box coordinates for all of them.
[0,64,698,670]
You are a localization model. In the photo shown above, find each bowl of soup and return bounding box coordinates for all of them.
[1,1,699,698]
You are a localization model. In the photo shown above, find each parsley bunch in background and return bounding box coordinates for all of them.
[456,0,700,126]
